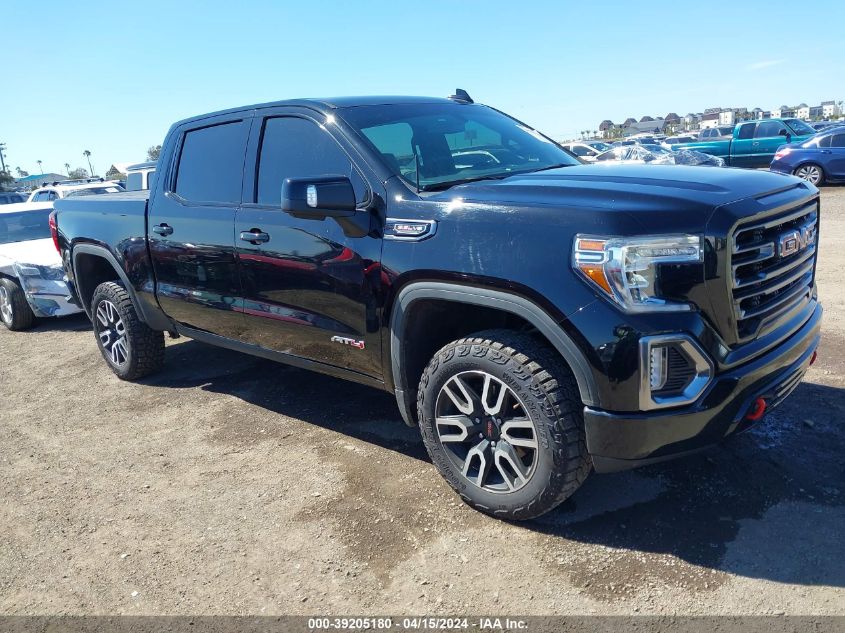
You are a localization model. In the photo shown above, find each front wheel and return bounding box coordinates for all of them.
[794,163,825,186]
[91,281,165,380]
[0,277,36,331]
[417,330,591,521]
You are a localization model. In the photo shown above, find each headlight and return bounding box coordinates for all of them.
[572,234,702,312]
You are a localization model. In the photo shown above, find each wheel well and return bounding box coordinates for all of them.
[74,253,122,313]
[398,299,561,414]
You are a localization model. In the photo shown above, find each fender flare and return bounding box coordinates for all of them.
[389,281,598,426]
[71,244,172,331]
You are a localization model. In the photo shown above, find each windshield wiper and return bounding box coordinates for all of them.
[419,174,511,192]
[419,163,574,192]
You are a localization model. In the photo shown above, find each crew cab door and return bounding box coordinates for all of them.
[148,115,251,338]
[729,122,756,168]
[235,109,384,378]
[826,131,845,179]
[748,120,790,168]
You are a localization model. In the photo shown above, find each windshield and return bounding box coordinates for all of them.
[785,119,816,136]
[0,209,52,244]
[64,185,124,197]
[588,141,611,151]
[640,144,671,154]
[339,102,579,191]
[718,127,734,136]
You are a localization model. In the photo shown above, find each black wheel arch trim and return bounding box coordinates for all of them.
[389,281,599,426]
[71,244,173,331]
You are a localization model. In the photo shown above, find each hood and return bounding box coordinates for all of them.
[428,164,804,232]
[0,238,62,268]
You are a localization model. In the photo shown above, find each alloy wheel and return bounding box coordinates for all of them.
[795,165,822,185]
[95,300,129,366]
[434,370,539,493]
[0,285,12,324]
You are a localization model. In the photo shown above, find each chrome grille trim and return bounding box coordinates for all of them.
[729,201,818,342]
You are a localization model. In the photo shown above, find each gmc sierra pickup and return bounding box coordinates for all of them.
[54,91,822,520]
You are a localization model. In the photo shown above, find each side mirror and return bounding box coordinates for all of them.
[282,176,356,220]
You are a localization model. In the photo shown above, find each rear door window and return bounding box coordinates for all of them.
[737,123,755,140]
[830,133,845,148]
[174,120,248,203]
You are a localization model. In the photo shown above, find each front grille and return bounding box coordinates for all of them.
[730,202,818,342]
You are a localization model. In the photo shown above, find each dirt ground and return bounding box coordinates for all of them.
[1,187,844,616]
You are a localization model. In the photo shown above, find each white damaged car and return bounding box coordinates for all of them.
[0,207,82,330]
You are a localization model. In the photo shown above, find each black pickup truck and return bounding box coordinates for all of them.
[54,91,822,520]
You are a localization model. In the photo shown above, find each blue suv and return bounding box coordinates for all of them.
[770,125,845,185]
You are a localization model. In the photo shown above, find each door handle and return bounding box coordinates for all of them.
[821,150,832,154]
[240,229,270,244]
[152,223,173,236]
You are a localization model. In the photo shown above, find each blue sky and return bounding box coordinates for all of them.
[2,0,844,176]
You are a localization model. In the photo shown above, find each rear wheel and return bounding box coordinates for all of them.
[794,163,825,186]
[91,281,165,380]
[0,277,36,331]
[417,329,591,520]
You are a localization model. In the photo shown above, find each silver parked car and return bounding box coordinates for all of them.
[0,207,82,330]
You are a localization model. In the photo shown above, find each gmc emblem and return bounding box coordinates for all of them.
[778,223,817,258]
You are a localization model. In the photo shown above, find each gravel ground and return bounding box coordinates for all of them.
[1,186,844,616]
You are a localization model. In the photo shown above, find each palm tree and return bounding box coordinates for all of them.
[15,167,23,177]
[36,160,43,174]
[64,163,71,176]
[83,150,94,177]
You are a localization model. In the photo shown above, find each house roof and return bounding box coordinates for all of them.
[625,118,666,133]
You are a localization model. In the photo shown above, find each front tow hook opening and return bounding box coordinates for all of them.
[745,397,768,422]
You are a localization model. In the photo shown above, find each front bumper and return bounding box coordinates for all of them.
[585,302,822,473]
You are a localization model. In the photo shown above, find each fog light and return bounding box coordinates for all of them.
[650,347,668,390]
[639,334,714,411]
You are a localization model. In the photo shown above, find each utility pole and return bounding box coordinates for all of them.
[0,143,7,173]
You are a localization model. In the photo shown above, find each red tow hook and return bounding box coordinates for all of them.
[745,397,767,422]
[810,350,818,366]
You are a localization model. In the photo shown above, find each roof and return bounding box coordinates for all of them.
[172,95,461,127]
[126,161,157,172]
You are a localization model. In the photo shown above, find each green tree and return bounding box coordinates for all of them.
[146,145,162,161]
[16,166,28,177]
[83,150,94,176]
[68,167,89,179]
[0,170,14,191]
[64,163,71,175]
[36,159,43,174]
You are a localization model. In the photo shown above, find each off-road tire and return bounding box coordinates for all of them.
[91,281,165,380]
[417,329,591,520]
[0,277,36,331]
